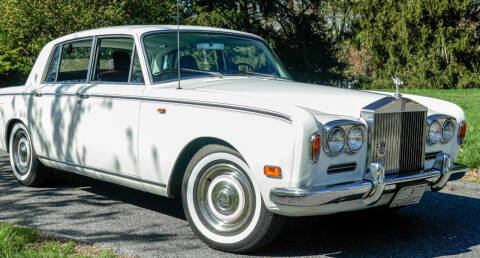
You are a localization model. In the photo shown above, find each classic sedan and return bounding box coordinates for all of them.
[0,25,468,253]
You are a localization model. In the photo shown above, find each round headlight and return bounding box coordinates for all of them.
[428,120,442,143]
[347,126,363,152]
[442,119,455,142]
[327,127,346,154]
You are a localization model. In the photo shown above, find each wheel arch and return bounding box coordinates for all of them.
[5,118,26,152]
[167,136,237,198]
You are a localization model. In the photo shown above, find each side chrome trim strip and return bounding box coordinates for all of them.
[39,92,292,122]
[38,155,166,188]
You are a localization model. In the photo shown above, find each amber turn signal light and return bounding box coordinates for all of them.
[264,166,281,178]
[458,122,467,144]
[311,135,321,163]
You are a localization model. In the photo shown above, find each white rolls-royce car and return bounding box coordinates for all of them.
[0,25,468,253]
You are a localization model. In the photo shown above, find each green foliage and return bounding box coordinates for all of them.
[0,0,479,88]
[0,222,120,257]
[355,0,480,89]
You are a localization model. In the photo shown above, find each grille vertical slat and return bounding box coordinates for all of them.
[372,111,426,176]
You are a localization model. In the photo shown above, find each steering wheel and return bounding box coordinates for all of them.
[236,63,255,72]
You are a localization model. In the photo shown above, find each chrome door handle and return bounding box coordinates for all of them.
[75,92,89,99]
[32,92,43,97]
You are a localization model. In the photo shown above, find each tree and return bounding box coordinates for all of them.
[354,0,480,89]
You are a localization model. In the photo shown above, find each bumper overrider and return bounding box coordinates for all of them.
[271,153,468,207]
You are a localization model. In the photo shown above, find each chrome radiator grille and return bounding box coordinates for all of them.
[372,111,426,175]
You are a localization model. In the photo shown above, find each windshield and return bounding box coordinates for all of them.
[143,32,291,83]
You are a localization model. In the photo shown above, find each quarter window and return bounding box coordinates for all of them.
[45,46,61,83]
[130,50,144,84]
[57,39,93,83]
[93,37,134,83]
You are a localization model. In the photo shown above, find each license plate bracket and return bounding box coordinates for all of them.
[390,184,428,207]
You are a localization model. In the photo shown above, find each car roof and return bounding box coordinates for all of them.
[49,25,263,45]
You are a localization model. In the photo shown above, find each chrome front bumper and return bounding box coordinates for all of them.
[271,153,468,207]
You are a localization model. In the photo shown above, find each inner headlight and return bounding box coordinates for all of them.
[442,119,455,142]
[428,120,442,143]
[327,127,346,154]
[347,126,363,152]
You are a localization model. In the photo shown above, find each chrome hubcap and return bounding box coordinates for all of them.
[13,131,31,175]
[195,163,255,236]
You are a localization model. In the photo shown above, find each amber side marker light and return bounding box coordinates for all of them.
[311,135,321,163]
[458,122,467,144]
[157,108,166,114]
[264,166,282,178]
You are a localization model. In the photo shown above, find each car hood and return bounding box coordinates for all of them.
[193,78,389,119]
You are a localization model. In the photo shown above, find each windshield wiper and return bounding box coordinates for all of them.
[224,71,278,79]
[153,68,222,78]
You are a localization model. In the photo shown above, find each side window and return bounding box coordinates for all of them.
[58,39,92,83]
[93,37,134,83]
[130,50,144,84]
[45,46,61,83]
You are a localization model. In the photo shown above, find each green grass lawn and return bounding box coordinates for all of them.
[378,88,480,170]
[0,222,119,258]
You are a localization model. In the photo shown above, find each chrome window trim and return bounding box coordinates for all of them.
[140,30,293,86]
[426,114,456,145]
[321,120,365,157]
[44,37,95,84]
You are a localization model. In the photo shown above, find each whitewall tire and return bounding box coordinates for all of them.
[9,123,49,186]
[182,144,283,253]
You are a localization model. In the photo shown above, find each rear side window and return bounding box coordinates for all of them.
[45,46,61,82]
[93,37,134,83]
[57,39,92,83]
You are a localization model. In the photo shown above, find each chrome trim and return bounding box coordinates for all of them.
[310,134,321,163]
[427,114,456,145]
[363,162,385,205]
[361,97,427,175]
[431,153,451,191]
[457,121,466,145]
[321,120,365,157]
[346,125,364,153]
[271,153,467,207]
[37,92,292,122]
[38,155,166,188]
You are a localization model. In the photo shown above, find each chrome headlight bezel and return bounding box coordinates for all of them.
[326,127,346,155]
[346,125,364,153]
[427,115,457,145]
[441,119,455,143]
[322,120,365,157]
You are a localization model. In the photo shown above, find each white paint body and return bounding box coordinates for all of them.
[0,26,466,216]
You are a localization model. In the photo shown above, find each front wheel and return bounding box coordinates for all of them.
[9,123,49,186]
[182,144,283,253]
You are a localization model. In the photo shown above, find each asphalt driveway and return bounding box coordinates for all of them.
[1,151,479,257]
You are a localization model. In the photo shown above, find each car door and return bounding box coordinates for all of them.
[31,38,95,175]
[73,36,146,189]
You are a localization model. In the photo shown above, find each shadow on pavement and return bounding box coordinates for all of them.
[1,153,479,257]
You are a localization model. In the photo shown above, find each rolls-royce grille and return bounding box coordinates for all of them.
[372,111,426,176]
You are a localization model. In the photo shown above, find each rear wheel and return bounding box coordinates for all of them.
[182,144,283,253]
[9,123,49,186]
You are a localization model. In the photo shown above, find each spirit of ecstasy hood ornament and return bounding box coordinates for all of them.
[392,77,403,99]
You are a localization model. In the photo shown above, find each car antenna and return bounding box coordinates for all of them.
[176,0,181,90]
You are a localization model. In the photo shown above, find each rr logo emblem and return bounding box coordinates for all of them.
[376,142,386,157]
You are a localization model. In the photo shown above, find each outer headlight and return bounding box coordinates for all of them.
[327,127,346,154]
[442,119,455,143]
[347,126,363,152]
[428,120,442,143]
